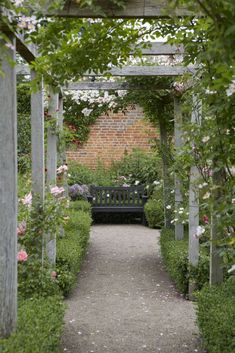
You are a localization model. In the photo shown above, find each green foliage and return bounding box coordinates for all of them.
[196,280,235,353]
[68,160,113,186]
[70,200,92,215]
[160,228,210,295]
[17,81,31,173]
[0,296,64,353]
[18,260,60,300]
[111,149,162,186]
[144,186,164,228]
[56,210,91,295]
[144,199,164,228]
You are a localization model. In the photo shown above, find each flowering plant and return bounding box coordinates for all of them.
[68,184,90,201]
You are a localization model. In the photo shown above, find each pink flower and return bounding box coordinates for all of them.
[57,165,68,175]
[21,192,32,206]
[51,271,57,280]
[202,215,209,224]
[50,186,65,197]
[17,221,27,236]
[17,250,28,262]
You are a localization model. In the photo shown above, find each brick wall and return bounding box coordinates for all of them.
[66,105,158,168]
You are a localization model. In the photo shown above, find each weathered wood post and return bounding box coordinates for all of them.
[159,119,172,228]
[31,71,45,201]
[46,87,59,264]
[58,94,68,197]
[0,38,17,338]
[188,96,202,298]
[46,87,59,184]
[173,95,184,240]
[210,169,224,285]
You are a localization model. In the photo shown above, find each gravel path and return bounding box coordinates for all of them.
[60,225,204,353]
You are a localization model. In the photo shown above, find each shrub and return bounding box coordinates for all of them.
[160,228,210,295]
[70,200,92,215]
[111,149,162,186]
[196,280,235,353]
[68,183,90,201]
[18,259,61,300]
[68,161,94,185]
[0,296,64,353]
[144,199,164,228]
[56,210,91,295]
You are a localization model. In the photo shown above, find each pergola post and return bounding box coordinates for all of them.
[46,87,59,184]
[188,96,202,298]
[174,96,184,240]
[159,119,172,228]
[0,38,17,338]
[31,71,45,201]
[210,170,224,285]
[46,87,59,264]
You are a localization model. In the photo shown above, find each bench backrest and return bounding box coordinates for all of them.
[89,185,146,207]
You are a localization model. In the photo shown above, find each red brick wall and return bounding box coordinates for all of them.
[66,105,158,168]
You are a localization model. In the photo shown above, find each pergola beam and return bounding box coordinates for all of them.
[132,42,185,55]
[17,65,195,77]
[64,81,170,90]
[51,0,195,18]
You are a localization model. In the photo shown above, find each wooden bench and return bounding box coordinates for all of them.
[87,185,148,224]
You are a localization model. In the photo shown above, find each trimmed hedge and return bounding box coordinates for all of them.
[70,200,92,215]
[144,199,164,228]
[160,228,209,295]
[1,206,91,351]
[56,210,91,295]
[1,296,65,353]
[196,280,235,353]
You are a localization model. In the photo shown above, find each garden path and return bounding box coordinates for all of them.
[60,225,204,353]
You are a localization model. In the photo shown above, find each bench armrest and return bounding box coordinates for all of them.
[87,195,93,203]
[141,195,148,204]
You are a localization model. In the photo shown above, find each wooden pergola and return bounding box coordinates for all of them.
[0,0,221,338]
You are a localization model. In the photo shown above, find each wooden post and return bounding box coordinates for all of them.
[46,87,59,264]
[188,96,201,298]
[0,38,17,338]
[210,169,224,285]
[174,96,184,240]
[31,71,45,201]
[159,119,172,228]
[46,88,59,185]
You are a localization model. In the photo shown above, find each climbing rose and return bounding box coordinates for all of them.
[51,271,57,280]
[194,226,205,239]
[17,250,28,262]
[228,264,235,274]
[202,215,209,224]
[17,221,27,236]
[50,186,65,197]
[21,192,32,206]
[57,165,68,175]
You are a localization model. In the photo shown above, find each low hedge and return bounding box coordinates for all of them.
[196,280,235,353]
[1,205,92,351]
[160,228,209,295]
[144,199,164,228]
[56,210,91,295]
[1,296,65,353]
[70,200,92,215]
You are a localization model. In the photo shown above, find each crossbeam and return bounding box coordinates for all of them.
[64,81,169,90]
[17,65,195,77]
[51,0,195,18]
[137,42,184,55]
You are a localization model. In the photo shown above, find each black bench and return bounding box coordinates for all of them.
[87,185,148,224]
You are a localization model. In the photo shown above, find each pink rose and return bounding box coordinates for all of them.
[202,215,209,224]
[17,250,28,262]
[51,271,57,280]
[21,192,32,207]
[17,221,27,236]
